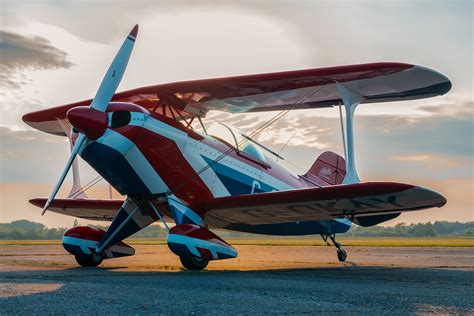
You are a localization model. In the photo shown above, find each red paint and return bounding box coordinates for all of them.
[64,226,105,242]
[196,247,213,259]
[304,151,347,186]
[117,125,213,205]
[30,198,124,210]
[197,182,416,211]
[107,102,150,114]
[22,63,415,133]
[63,226,132,247]
[129,24,138,38]
[67,106,108,140]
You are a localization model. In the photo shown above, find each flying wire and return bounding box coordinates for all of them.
[167,84,327,196]
[276,129,298,162]
[69,175,103,198]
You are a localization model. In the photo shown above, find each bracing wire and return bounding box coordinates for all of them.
[69,83,330,200]
[167,84,328,196]
[69,175,103,198]
[276,129,298,161]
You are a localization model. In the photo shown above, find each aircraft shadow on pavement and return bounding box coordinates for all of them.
[0,265,473,314]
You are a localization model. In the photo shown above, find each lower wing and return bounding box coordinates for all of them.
[198,182,446,226]
[29,198,125,221]
[29,182,446,225]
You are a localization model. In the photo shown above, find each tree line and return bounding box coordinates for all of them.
[346,221,474,237]
[0,220,167,240]
[0,219,473,240]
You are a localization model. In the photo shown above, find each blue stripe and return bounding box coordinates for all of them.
[98,207,143,249]
[63,243,86,256]
[201,155,276,195]
[168,242,193,257]
[81,142,151,195]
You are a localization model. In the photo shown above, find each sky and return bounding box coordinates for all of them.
[0,0,472,228]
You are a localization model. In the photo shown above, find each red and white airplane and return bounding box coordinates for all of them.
[23,25,450,269]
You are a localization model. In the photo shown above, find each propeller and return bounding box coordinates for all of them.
[42,25,139,215]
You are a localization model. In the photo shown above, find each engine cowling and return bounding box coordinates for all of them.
[62,226,135,259]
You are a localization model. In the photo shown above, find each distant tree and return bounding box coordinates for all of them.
[9,220,45,231]
[465,227,474,236]
[419,222,437,237]
[1,220,473,240]
[10,228,23,240]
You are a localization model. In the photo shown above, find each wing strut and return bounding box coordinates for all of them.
[57,119,88,199]
[336,82,366,184]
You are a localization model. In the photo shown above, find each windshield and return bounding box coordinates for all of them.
[240,142,267,161]
[207,122,266,162]
[207,123,237,148]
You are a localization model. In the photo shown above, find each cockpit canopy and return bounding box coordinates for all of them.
[207,123,266,162]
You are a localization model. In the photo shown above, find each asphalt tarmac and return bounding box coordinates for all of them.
[1,244,473,314]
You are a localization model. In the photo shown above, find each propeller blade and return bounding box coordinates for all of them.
[43,25,138,214]
[90,24,138,112]
[42,134,87,215]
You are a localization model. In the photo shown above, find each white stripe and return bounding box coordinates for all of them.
[137,115,295,196]
[168,194,203,225]
[85,129,169,194]
[168,234,237,259]
[62,236,97,255]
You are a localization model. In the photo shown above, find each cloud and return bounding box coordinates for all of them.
[389,154,463,170]
[0,126,98,183]
[0,126,65,181]
[390,154,433,162]
[0,31,74,88]
[203,101,473,180]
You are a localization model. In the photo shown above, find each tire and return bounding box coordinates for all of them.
[179,255,209,270]
[75,254,103,267]
[337,249,347,262]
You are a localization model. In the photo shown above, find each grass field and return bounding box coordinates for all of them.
[1,237,473,247]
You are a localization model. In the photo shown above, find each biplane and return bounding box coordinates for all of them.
[23,25,450,269]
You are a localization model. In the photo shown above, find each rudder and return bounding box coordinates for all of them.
[303,151,346,186]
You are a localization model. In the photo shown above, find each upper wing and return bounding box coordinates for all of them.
[198,182,446,227]
[29,198,125,221]
[23,62,451,135]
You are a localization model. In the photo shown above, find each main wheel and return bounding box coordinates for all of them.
[75,254,103,267]
[179,255,209,270]
[337,249,347,262]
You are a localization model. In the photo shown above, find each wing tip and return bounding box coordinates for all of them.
[29,198,46,208]
[412,186,448,208]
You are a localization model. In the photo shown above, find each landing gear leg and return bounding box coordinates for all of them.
[321,233,347,262]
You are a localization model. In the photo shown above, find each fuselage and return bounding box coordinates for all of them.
[75,102,351,235]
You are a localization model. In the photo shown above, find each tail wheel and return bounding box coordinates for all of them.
[75,254,103,267]
[179,255,209,270]
[337,249,347,262]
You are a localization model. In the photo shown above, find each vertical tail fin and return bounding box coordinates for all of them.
[303,151,346,186]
